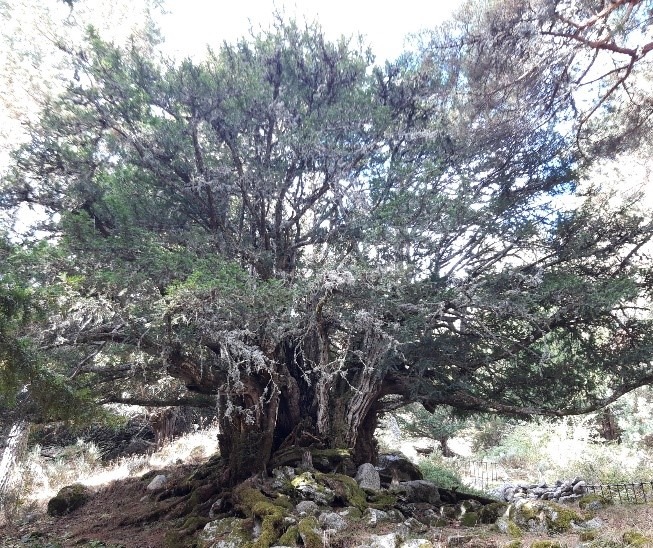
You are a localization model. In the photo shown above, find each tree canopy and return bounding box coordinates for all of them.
[2,1,653,483]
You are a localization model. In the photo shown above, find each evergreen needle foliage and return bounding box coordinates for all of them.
[2,3,653,483]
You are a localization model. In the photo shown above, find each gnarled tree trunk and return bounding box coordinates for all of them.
[213,361,386,483]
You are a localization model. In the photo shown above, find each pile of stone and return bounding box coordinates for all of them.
[491,477,588,504]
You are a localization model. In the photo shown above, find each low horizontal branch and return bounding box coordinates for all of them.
[101,394,217,408]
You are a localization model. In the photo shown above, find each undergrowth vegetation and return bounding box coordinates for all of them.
[409,405,653,491]
[4,388,653,533]
[0,424,220,525]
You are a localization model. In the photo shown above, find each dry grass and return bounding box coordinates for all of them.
[4,416,653,546]
[0,424,220,525]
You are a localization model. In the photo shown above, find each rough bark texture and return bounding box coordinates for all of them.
[0,421,29,512]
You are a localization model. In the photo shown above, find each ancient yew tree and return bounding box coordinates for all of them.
[2,9,653,484]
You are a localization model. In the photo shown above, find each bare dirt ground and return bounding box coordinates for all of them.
[0,464,196,548]
[2,460,653,547]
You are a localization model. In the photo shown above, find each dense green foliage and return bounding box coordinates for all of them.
[2,1,653,481]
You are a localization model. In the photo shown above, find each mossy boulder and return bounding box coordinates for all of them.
[297,516,322,548]
[277,525,300,546]
[290,472,335,506]
[622,531,653,546]
[232,485,291,548]
[579,493,613,512]
[367,490,398,510]
[47,483,92,516]
[198,517,251,548]
[509,500,583,534]
[530,542,563,548]
[460,511,479,526]
[496,516,523,539]
[479,502,509,524]
[579,530,598,542]
[316,472,367,511]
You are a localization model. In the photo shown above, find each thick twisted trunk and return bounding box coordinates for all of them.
[169,317,392,484]
[213,355,385,483]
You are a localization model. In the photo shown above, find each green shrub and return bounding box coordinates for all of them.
[419,458,464,489]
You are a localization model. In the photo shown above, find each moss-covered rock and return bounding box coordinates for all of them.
[623,530,653,546]
[530,542,563,548]
[441,505,459,520]
[339,506,363,519]
[579,530,598,542]
[233,485,290,548]
[367,490,398,510]
[579,494,613,512]
[510,500,583,534]
[290,472,336,505]
[479,502,509,524]
[47,483,92,516]
[277,525,300,546]
[317,472,367,511]
[460,511,479,526]
[297,516,322,548]
[496,516,523,539]
[198,517,251,548]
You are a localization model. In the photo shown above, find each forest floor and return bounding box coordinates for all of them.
[2,455,653,548]
[3,422,653,547]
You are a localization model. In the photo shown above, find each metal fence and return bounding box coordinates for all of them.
[466,460,499,490]
[586,481,653,503]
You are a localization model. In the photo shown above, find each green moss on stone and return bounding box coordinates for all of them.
[297,516,322,548]
[317,472,367,511]
[516,502,539,522]
[512,500,582,534]
[47,483,91,517]
[234,486,289,548]
[479,502,509,524]
[508,520,523,539]
[579,494,613,511]
[278,525,299,546]
[291,472,317,489]
[543,502,583,533]
[623,531,653,546]
[163,531,186,548]
[181,515,209,534]
[503,541,522,548]
[460,511,479,526]
[530,542,563,548]
[579,530,598,542]
[367,491,398,510]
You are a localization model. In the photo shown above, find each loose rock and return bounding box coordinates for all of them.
[390,480,441,505]
[356,462,381,490]
[146,474,167,491]
[47,483,92,516]
[318,511,348,532]
[295,500,320,517]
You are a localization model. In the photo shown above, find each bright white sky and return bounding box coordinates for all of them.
[158,0,460,62]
